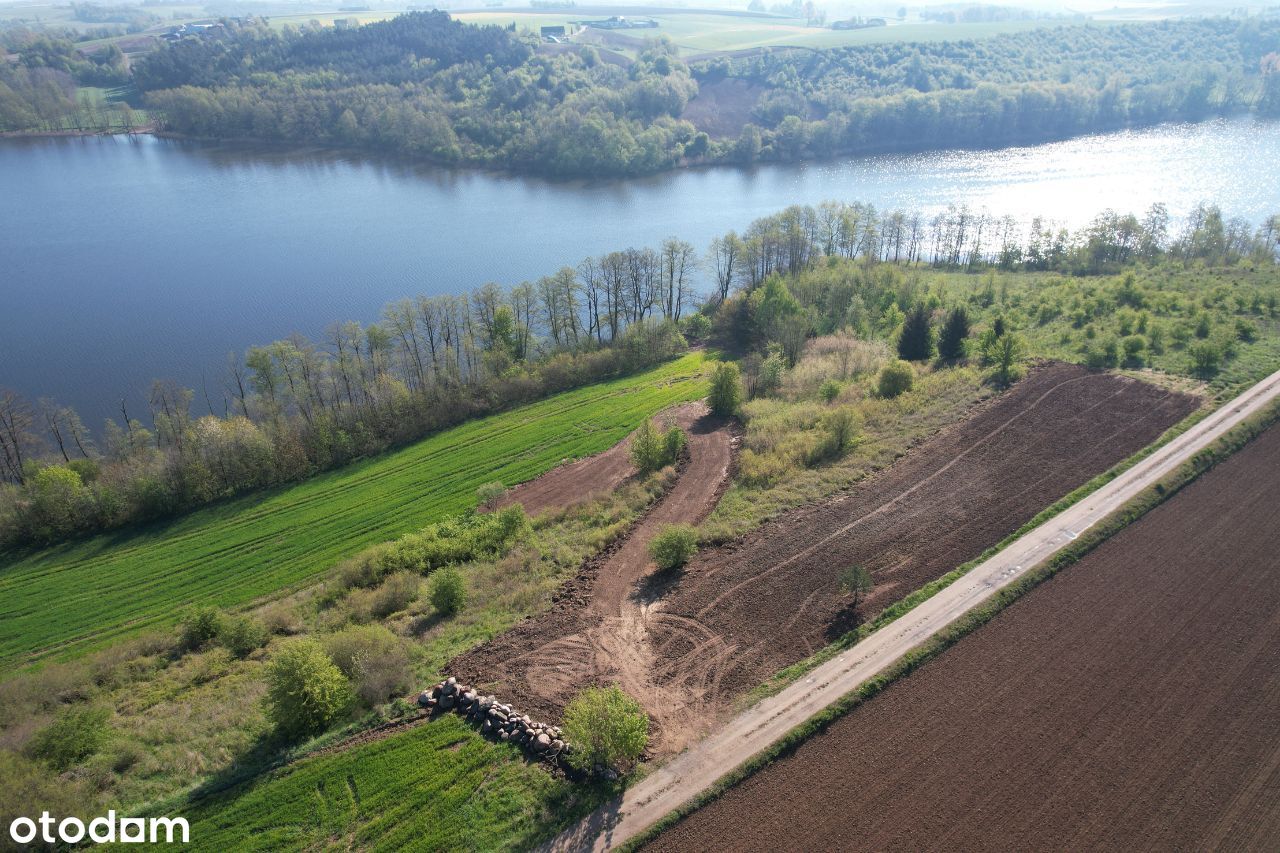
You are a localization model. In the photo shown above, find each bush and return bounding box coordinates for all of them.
[938,307,971,361]
[819,378,841,403]
[1121,334,1147,367]
[370,571,420,619]
[811,406,860,462]
[1189,340,1221,376]
[428,565,467,616]
[264,639,353,739]
[178,606,226,652]
[27,705,111,771]
[877,360,914,398]
[562,685,649,773]
[649,524,698,570]
[681,313,711,342]
[897,304,935,361]
[630,419,664,474]
[218,615,268,659]
[708,361,743,416]
[476,481,506,510]
[663,425,686,464]
[322,625,411,707]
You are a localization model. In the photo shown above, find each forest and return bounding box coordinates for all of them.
[2,199,1276,549]
[4,12,1276,174]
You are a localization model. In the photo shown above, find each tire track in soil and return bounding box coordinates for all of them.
[450,402,740,754]
[454,363,1196,759]
[646,419,1280,853]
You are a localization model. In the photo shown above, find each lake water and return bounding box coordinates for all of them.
[2,116,1278,426]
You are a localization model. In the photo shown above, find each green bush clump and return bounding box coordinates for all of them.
[178,606,226,651]
[562,685,649,774]
[27,705,111,771]
[708,361,743,417]
[382,506,530,576]
[264,639,353,739]
[649,524,699,570]
[322,625,411,707]
[428,566,467,616]
[877,360,914,398]
[218,615,268,659]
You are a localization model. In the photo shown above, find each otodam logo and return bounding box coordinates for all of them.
[8,811,189,844]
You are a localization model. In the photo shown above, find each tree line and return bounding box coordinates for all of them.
[3,200,1277,549]
[0,236,702,549]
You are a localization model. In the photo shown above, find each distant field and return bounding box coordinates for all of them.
[0,353,707,671]
[455,10,1064,55]
[180,714,599,851]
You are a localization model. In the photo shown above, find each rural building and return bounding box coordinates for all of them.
[575,15,658,30]
[540,24,576,41]
[832,17,887,30]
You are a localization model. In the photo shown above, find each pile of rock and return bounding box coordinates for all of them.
[418,677,570,766]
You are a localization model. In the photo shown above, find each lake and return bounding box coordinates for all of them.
[2,116,1278,427]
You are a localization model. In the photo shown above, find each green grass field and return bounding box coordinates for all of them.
[0,354,707,672]
[178,714,600,851]
[455,10,1063,55]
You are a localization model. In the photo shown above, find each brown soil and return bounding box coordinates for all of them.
[498,401,714,518]
[451,402,739,752]
[650,363,1199,708]
[455,363,1195,755]
[646,419,1280,853]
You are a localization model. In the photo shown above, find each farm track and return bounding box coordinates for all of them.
[646,420,1280,852]
[0,355,708,670]
[452,403,739,753]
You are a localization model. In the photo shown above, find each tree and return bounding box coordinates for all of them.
[476,481,506,510]
[1189,341,1221,377]
[708,362,743,417]
[877,360,914,398]
[838,564,874,611]
[649,524,698,570]
[264,638,353,739]
[897,304,935,361]
[938,306,971,361]
[562,685,649,774]
[630,418,665,474]
[429,565,467,616]
[988,332,1026,386]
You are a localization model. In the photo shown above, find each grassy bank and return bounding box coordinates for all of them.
[177,714,606,852]
[0,353,707,672]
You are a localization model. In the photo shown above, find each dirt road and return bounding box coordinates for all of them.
[548,365,1280,851]
[647,416,1280,851]
[452,403,738,752]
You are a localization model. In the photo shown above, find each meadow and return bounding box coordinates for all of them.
[0,353,707,672]
[177,714,601,852]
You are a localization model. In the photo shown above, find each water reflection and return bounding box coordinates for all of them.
[1,116,1277,424]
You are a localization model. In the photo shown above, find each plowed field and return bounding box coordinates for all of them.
[647,420,1280,852]
[452,364,1196,753]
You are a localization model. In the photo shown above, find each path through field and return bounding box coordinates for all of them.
[548,365,1280,852]
[453,402,739,753]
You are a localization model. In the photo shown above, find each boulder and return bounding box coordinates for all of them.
[416,691,432,708]
[535,733,551,749]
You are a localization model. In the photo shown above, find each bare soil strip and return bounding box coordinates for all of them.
[547,365,1280,852]
[645,419,1280,852]
[452,403,739,753]
[457,364,1195,758]
[652,363,1198,706]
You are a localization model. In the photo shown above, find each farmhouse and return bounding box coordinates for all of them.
[540,24,576,41]
[575,15,658,30]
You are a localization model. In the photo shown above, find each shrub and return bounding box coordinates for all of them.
[381,507,529,575]
[1189,341,1221,376]
[178,606,226,652]
[218,615,268,659]
[336,542,394,590]
[562,685,649,773]
[877,360,914,398]
[988,333,1027,386]
[27,705,111,771]
[819,379,841,403]
[476,481,506,511]
[707,361,743,417]
[264,639,353,739]
[663,425,687,464]
[261,602,303,636]
[811,406,860,462]
[1121,334,1147,367]
[938,307,971,361]
[428,566,467,616]
[649,524,698,570]
[370,571,420,619]
[322,625,411,707]
[897,304,935,361]
[630,419,664,474]
[1236,318,1259,342]
[838,564,874,610]
[681,313,711,342]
